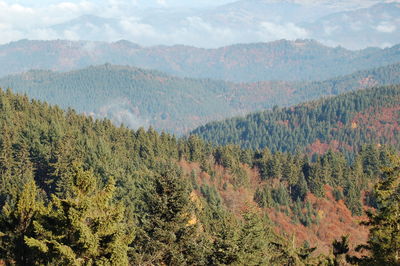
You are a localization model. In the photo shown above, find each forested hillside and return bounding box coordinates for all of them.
[1,39,400,82]
[192,85,400,154]
[0,89,398,265]
[1,63,400,134]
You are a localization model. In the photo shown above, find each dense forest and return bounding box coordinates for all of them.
[0,63,399,134]
[0,89,399,265]
[1,39,400,82]
[192,85,400,155]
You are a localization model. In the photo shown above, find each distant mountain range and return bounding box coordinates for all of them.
[4,1,398,49]
[1,39,400,82]
[302,2,400,49]
[1,63,399,134]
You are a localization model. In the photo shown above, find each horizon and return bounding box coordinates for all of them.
[2,37,397,52]
[0,0,398,49]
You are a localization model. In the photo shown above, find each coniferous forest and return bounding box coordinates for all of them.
[0,63,399,134]
[192,85,400,154]
[0,88,399,265]
[0,2,400,265]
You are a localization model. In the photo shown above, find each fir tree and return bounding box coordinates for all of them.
[24,162,133,265]
[0,180,45,264]
[357,156,400,265]
[131,161,206,265]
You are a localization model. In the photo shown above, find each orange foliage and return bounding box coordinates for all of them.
[178,160,369,256]
[270,186,369,255]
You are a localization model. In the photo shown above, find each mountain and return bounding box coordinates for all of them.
[304,2,400,49]
[191,85,400,154]
[0,64,285,133]
[1,63,399,134]
[0,88,394,263]
[5,1,396,49]
[1,39,400,82]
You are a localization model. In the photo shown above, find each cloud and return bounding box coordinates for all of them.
[0,2,35,28]
[119,18,157,38]
[258,22,309,41]
[95,98,149,129]
[322,24,340,36]
[0,25,24,44]
[0,0,398,49]
[375,22,396,33]
[156,0,167,7]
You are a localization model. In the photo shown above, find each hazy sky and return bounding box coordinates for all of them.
[2,0,237,8]
[0,0,397,48]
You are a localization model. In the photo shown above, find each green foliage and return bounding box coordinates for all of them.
[235,209,272,265]
[25,163,133,265]
[0,88,396,264]
[344,179,363,216]
[356,156,400,265]
[291,173,308,201]
[130,161,207,265]
[254,185,274,208]
[192,85,400,154]
[2,63,400,134]
[0,181,45,264]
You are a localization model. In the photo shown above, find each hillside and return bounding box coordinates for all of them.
[1,63,400,134]
[191,85,400,154]
[0,88,395,264]
[0,64,288,133]
[1,39,400,82]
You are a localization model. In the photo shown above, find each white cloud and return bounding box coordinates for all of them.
[323,24,339,36]
[258,22,308,41]
[0,0,397,49]
[156,0,167,7]
[119,19,156,37]
[375,22,396,33]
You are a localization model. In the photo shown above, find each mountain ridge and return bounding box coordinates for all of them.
[1,39,400,82]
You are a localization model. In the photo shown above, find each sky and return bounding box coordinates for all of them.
[0,0,236,38]
[2,0,237,9]
[0,0,397,48]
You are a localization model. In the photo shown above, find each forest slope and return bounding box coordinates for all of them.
[192,85,400,154]
[0,89,395,264]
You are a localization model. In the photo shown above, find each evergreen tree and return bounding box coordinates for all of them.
[236,208,272,265]
[291,172,308,201]
[131,162,206,265]
[344,178,362,216]
[332,235,350,266]
[0,180,45,264]
[24,162,132,265]
[206,214,240,265]
[357,156,400,265]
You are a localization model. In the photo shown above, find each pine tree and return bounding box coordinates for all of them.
[332,235,350,266]
[207,214,239,265]
[131,161,206,265]
[344,178,362,216]
[0,180,45,264]
[357,156,400,265]
[291,172,308,201]
[236,208,273,265]
[24,162,133,265]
